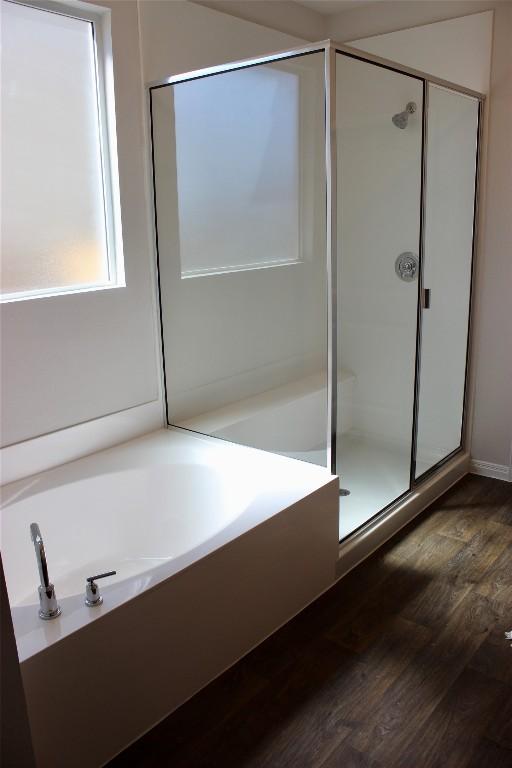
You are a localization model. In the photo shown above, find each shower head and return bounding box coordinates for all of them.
[392,101,417,129]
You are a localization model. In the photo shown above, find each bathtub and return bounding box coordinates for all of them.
[1,427,338,768]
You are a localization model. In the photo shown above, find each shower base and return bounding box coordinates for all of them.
[283,432,433,540]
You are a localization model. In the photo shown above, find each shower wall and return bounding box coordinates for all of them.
[335,53,424,535]
[336,56,423,445]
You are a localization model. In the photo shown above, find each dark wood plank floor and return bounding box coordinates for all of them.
[108,474,512,768]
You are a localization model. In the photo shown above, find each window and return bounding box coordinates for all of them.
[0,0,124,301]
[167,62,309,279]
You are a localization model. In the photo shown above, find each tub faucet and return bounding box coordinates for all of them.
[30,523,61,620]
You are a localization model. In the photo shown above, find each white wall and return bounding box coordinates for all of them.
[140,0,304,83]
[193,0,327,40]
[328,0,503,42]
[0,0,161,448]
[349,11,493,93]
[469,2,512,474]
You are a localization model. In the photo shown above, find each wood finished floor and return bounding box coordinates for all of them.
[108,474,512,768]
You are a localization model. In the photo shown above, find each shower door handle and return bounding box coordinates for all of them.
[422,288,431,309]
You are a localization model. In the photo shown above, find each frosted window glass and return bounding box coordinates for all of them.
[173,66,300,276]
[1,1,109,297]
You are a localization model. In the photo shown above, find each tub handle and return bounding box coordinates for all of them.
[85,570,117,607]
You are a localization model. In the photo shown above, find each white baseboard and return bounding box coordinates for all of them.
[0,400,164,486]
[469,459,512,482]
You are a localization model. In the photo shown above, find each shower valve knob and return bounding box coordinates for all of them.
[395,252,418,282]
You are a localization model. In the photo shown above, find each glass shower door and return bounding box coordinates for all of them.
[336,53,424,539]
[150,51,328,465]
[414,85,479,478]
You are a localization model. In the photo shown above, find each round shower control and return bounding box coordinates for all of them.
[395,252,418,282]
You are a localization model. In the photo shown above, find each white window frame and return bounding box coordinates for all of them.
[1,0,125,303]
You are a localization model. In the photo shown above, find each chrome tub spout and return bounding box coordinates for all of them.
[30,523,61,620]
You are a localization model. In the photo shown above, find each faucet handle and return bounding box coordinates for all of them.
[86,571,116,583]
[85,571,116,607]
[30,522,42,544]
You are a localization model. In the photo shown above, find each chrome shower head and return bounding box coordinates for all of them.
[392,101,417,129]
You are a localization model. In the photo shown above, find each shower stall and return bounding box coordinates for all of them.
[148,41,483,541]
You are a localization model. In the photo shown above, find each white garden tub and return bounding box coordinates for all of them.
[1,427,338,768]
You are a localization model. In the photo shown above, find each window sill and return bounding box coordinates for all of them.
[0,281,127,305]
[181,258,304,280]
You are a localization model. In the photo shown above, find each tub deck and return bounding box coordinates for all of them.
[1,427,338,663]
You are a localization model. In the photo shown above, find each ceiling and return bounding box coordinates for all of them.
[292,0,377,15]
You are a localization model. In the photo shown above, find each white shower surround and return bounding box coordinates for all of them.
[182,369,355,454]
